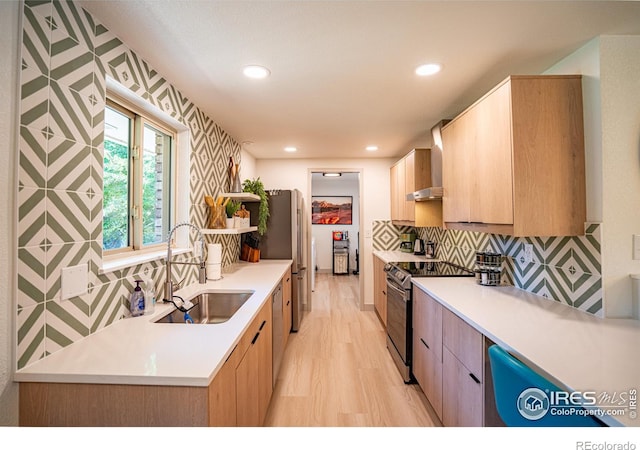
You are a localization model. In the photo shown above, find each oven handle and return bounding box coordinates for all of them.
[386,278,409,301]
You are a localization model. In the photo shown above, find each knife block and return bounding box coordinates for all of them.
[241,243,260,263]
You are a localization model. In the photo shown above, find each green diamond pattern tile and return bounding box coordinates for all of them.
[19,125,47,188]
[17,303,46,370]
[18,245,46,309]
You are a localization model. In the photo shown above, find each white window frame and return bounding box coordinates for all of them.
[101,77,191,274]
[103,94,177,256]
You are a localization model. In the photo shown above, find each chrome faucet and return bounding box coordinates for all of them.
[164,222,207,302]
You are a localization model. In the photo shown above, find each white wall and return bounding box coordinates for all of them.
[545,36,640,318]
[256,158,393,307]
[544,38,603,223]
[240,148,257,183]
[311,174,360,272]
[0,0,19,425]
[600,36,640,318]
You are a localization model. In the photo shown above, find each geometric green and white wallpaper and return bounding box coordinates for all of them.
[373,220,603,317]
[17,0,242,369]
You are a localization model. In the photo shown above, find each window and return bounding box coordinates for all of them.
[103,97,175,254]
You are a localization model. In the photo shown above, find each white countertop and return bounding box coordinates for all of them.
[411,277,640,427]
[15,260,292,388]
[373,250,439,264]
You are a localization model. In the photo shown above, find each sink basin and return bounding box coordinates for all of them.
[155,290,254,324]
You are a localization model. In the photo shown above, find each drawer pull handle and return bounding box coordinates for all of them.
[286,300,290,306]
[469,373,481,384]
[251,332,260,345]
[420,338,429,349]
[259,320,266,331]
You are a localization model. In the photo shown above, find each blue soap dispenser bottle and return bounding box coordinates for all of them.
[129,280,145,317]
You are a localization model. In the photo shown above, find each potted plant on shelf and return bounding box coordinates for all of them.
[225,200,241,228]
[242,177,269,235]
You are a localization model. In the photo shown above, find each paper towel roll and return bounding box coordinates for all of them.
[207,243,222,265]
[207,263,222,281]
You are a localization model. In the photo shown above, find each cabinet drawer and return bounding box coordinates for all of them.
[442,308,483,381]
[442,347,483,427]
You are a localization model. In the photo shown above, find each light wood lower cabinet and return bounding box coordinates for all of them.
[441,308,484,427]
[208,346,240,426]
[442,347,483,427]
[373,255,387,327]
[412,286,443,420]
[412,287,485,427]
[233,293,273,427]
[20,294,274,427]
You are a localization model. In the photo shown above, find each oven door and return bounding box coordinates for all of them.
[386,276,410,364]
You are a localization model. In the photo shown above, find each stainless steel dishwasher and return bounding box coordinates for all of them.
[272,281,283,387]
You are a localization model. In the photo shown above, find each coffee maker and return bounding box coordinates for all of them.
[413,238,425,255]
[399,232,416,253]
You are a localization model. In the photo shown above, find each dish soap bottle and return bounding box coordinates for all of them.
[129,280,145,317]
[144,276,156,315]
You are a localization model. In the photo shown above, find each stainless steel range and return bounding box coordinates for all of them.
[384,261,474,383]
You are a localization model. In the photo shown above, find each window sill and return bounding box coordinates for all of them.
[100,247,191,274]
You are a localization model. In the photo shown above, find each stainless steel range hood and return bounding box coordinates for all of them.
[407,120,449,201]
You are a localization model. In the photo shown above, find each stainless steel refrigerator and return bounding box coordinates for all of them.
[248,189,307,331]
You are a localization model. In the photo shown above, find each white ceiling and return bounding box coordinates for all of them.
[80,1,640,160]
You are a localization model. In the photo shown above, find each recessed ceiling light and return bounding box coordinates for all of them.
[415,63,442,76]
[366,145,378,151]
[243,65,270,79]
[284,146,297,152]
[323,172,341,177]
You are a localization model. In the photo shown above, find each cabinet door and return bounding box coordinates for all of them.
[208,347,239,426]
[412,287,443,419]
[471,81,513,224]
[390,162,401,221]
[235,299,273,427]
[403,151,416,222]
[235,340,260,426]
[442,118,471,223]
[442,347,483,427]
[373,256,387,326]
[442,309,483,380]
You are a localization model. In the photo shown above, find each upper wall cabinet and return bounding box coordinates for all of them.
[442,75,586,237]
[390,149,443,227]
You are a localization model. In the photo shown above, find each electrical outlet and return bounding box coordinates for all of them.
[523,244,534,264]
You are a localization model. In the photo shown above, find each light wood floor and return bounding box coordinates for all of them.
[264,273,441,427]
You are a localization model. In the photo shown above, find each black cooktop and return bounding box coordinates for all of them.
[393,261,475,277]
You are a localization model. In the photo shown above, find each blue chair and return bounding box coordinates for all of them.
[488,345,603,427]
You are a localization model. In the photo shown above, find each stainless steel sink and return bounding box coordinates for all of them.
[155,290,254,324]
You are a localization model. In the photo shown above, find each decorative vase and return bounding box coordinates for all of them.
[228,158,241,193]
[208,203,226,229]
[231,163,242,193]
[226,217,235,229]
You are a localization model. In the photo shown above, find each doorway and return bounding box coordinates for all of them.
[308,169,364,310]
